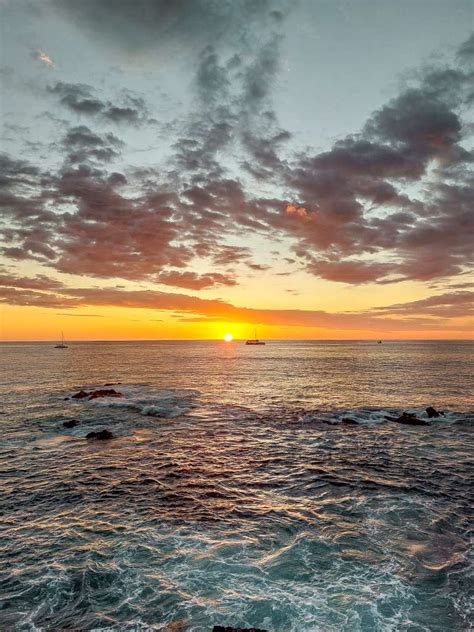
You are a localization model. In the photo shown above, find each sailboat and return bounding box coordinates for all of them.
[54,332,68,349]
[245,328,265,345]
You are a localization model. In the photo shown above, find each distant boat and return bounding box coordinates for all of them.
[54,332,68,349]
[246,328,265,345]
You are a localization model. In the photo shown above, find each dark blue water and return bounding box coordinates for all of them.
[1,341,472,630]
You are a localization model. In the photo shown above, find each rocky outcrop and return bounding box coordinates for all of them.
[85,429,114,440]
[70,388,123,400]
[385,412,430,426]
[341,418,359,425]
[63,419,79,428]
[71,390,89,399]
[88,389,123,400]
[426,406,444,418]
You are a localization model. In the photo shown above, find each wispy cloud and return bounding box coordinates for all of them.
[31,50,55,68]
[54,313,104,317]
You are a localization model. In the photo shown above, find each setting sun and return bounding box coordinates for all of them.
[224,333,233,342]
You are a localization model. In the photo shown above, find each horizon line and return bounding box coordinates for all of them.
[1,338,473,344]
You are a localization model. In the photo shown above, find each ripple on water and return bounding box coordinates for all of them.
[0,345,473,631]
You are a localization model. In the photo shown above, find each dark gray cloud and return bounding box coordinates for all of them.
[457,33,474,63]
[52,0,289,54]
[62,125,123,163]
[48,82,103,115]
[48,82,150,125]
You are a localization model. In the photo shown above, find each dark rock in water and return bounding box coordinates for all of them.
[426,406,443,418]
[385,412,430,426]
[71,388,123,400]
[104,382,121,386]
[213,628,267,632]
[342,418,359,425]
[63,419,79,428]
[86,429,114,440]
[88,389,123,400]
[71,390,89,399]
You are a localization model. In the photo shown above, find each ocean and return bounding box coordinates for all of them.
[1,340,472,631]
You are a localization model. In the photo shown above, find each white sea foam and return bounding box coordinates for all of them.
[70,384,200,419]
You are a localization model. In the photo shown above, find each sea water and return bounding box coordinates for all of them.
[0,340,472,631]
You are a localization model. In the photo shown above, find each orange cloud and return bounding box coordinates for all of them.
[0,278,472,335]
[285,204,314,220]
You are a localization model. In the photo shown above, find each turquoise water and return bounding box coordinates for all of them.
[0,341,472,631]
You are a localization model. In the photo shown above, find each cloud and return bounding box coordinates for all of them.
[457,33,474,63]
[286,204,313,220]
[55,312,104,317]
[0,272,65,291]
[267,35,474,284]
[0,286,78,308]
[0,279,471,333]
[62,125,123,163]
[247,263,270,271]
[31,50,55,68]
[52,0,289,55]
[306,260,393,284]
[2,13,473,302]
[48,82,104,115]
[155,270,237,290]
[372,291,474,319]
[48,82,150,125]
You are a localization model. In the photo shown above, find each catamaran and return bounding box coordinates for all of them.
[54,332,68,349]
[245,328,265,345]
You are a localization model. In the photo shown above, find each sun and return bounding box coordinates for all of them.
[223,333,233,342]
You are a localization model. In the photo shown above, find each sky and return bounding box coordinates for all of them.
[0,0,473,341]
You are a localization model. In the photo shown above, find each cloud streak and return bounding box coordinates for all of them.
[0,274,471,333]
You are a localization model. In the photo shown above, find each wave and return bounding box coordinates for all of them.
[67,384,201,419]
[290,407,472,427]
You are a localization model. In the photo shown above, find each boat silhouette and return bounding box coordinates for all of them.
[246,328,265,345]
[54,332,68,348]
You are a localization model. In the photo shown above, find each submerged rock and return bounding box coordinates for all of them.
[71,390,89,399]
[104,382,121,386]
[385,412,430,426]
[88,389,123,400]
[213,628,267,632]
[85,429,114,440]
[63,419,79,428]
[70,388,123,400]
[341,418,359,425]
[426,406,443,418]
